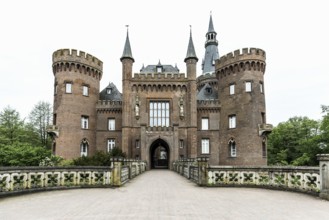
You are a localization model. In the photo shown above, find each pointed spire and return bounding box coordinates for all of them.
[208,12,216,33]
[157,59,161,66]
[120,25,134,62]
[184,25,198,62]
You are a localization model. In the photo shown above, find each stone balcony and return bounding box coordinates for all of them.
[258,123,273,136]
[47,125,59,137]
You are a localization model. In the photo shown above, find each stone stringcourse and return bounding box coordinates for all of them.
[0,158,146,197]
[173,154,329,200]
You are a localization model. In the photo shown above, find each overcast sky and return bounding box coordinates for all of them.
[0,0,328,126]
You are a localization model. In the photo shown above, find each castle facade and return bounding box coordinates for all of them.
[49,15,273,169]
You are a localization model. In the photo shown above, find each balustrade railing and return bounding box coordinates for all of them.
[173,155,329,200]
[0,159,147,197]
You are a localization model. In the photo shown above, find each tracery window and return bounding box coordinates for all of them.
[149,101,169,127]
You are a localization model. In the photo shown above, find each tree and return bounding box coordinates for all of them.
[319,105,329,151]
[0,106,25,145]
[0,143,52,166]
[268,116,320,166]
[28,101,52,148]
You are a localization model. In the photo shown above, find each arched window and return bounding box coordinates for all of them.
[80,139,89,157]
[228,138,236,157]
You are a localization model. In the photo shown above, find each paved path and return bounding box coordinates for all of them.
[1,170,329,219]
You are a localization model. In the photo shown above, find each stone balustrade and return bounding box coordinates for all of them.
[0,158,147,197]
[173,154,329,200]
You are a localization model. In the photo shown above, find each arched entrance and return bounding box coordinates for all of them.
[150,139,170,169]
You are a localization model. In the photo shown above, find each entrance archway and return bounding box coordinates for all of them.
[150,139,170,169]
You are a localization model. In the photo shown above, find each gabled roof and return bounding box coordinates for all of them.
[99,82,122,101]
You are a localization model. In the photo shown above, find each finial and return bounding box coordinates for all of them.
[210,11,212,16]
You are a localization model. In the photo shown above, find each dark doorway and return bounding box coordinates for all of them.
[150,139,169,169]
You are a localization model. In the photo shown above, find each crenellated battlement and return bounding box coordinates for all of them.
[53,49,103,71]
[216,48,266,69]
[96,100,122,107]
[197,99,220,113]
[96,100,122,113]
[133,72,186,81]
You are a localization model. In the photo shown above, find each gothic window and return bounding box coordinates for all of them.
[81,116,89,129]
[229,84,235,95]
[108,119,115,130]
[229,115,236,129]
[202,118,209,130]
[149,101,169,127]
[135,139,140,148]
[80,141,88,157]
[201,139,210,154]
[157,67,162,73]
[107,139,115,152]
[245,81,252,92]
[229,138,237,157]
[83,85,89,96]
[107,88,112,94]
[65,82,72,93]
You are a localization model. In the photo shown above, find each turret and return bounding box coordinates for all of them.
[121,27,134,156]
[216,48,271,165]
[184,27,198,157]
[51,49,102,159]
[202,13,219,75]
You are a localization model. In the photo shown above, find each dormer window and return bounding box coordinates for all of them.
[107,88,112,94]
[157,66,162,73]
[205,87,212,94]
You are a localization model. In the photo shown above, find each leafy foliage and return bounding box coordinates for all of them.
[0,143,52,166]
[72,147,126,166]
[268,113,329,166]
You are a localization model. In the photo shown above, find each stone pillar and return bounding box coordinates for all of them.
[318,154,329,200]
[111,157,123,186]
[197,157,209,186]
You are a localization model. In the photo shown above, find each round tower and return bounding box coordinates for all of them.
[217,48,268,165]
[52,49,103,159]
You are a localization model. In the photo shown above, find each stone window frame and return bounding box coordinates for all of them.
[262,137,267,158]
[201,138,210,154]
[54,81,58,95]
[108,118,115,131]
[201,118,209,130]
[179,139,184,148]
[107,138,115,152]
[80,139,89,157]
[228,115,236,129]
[148,100,171,127]
[245,81,252,92]
[65,81,73,94]
[82,84,89,96]
[259,81,264,94]
[228,138,237,158]
[229,83,235,95]
[81,115,89,129]
[135,139,140,148]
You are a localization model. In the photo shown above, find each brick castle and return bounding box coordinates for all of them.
[48,15,273,169]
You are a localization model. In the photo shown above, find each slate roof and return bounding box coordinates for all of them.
[185,29,198,62]
[99,82,122,100]
[197,83,218,100]
[140,64,179,73]
[120,30,134,62]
